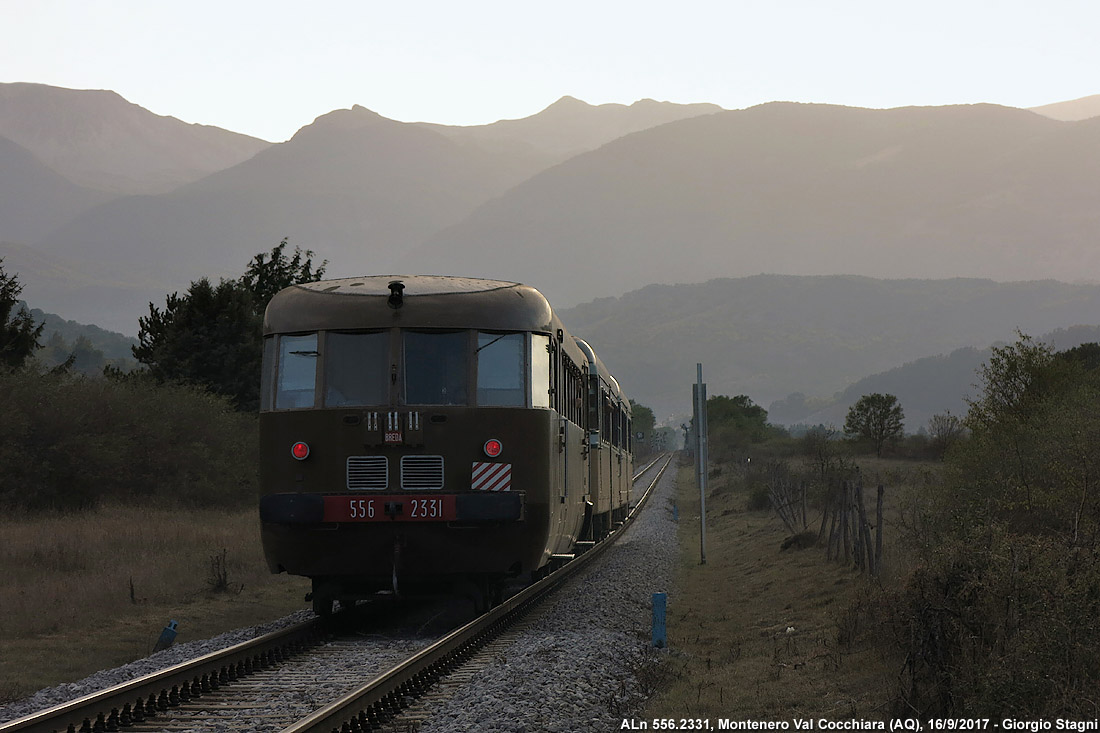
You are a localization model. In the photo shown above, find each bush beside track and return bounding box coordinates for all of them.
[0,369,258,512]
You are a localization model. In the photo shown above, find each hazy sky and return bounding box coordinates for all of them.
[2,0,1096,142]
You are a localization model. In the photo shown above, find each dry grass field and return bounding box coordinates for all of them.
[0,505,309,703]
[642,458,928,721]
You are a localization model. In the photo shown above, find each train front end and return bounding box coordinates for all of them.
[257,276,576,613]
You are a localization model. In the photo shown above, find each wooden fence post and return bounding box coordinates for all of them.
[841,481,851,566]
[857,479,873,574]
[875,485,884,576]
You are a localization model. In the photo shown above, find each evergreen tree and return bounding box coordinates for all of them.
[134,278,261,408]
[0,260,43,370]
[134,240,326,409]
[239,238,326,313]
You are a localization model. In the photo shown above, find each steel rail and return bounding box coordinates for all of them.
[280,452,674,733]
[0,620,325,733]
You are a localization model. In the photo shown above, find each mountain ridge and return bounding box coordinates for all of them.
[0,82,271,195]
[419,95,723,161]
[558,274,1100,422]
[406,102,1100,306]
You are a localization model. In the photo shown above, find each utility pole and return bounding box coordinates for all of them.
[693,363,708,565]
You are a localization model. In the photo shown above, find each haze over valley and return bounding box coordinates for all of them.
[4,82,1100,426]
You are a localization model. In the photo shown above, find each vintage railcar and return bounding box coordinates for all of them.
[258,276,633,614]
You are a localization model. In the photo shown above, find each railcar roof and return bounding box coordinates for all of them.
[298,275,520,297]
[264,275,556,334]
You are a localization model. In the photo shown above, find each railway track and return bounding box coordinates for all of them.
[1,453,672,733]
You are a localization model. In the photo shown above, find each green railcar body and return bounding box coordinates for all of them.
[258,276,632,612]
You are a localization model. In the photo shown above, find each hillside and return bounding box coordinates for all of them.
[407,103,1100,306]
[558,275,1100,422]
[0,241,161,336]
[0,82,270,195]
[35,105,546,291]
[0,136,111,243]
[27,96,723,326]
[785,324,1100,432]
[1030,94,1100,121]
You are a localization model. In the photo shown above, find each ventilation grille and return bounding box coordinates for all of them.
[347,456,387,490]
[401,455,444,490]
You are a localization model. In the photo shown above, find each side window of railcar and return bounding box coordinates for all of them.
[560,355,582,424]
[275,333,318,409]
[325,331,388,407]
[602,393,613,443]
[260,336,275,410]
[405,331,468,405]
[476,332,525,406]
[531,334,551,408]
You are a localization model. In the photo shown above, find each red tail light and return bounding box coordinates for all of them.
[291,441,310,460]
[483,439,503,458]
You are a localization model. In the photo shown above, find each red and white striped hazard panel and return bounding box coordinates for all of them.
[471,462,512,492]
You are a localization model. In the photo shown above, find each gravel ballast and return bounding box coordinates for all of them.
[413,459,679,732]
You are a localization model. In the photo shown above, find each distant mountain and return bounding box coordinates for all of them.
[1030,94,1100,121]
[0,135,111,243]
[421,95,722,163]
[790,325,1100,432]
[35,105,548,291]
[28,305,139,374]
[0,82,270,195]
[15,89,1100,351]
[407,103,1100,306]
[558,275,1100,422]
[28,305,137,362]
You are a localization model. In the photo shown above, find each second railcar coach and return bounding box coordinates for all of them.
[258,275,632,614]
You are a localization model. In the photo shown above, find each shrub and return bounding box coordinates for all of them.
[861,335,1100,715]
[885,531,1100,716]
[0,370,257,511]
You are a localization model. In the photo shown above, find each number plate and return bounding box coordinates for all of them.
[323,494,457,522]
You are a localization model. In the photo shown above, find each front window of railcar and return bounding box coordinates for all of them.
[404,331,468,405]
[324,331,388,406]
[531,334,551,408]
[275,333,319,409]
[476,332,525,406]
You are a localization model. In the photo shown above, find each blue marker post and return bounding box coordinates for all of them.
[153,620,179,652]
[652,592,668,648]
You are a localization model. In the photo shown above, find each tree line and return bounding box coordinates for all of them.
[0,241,325,511]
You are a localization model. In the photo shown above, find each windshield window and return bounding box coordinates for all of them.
[325,331,388,407]
[275,333,318,409]
[405,331,468,405]
[477,332,525,406]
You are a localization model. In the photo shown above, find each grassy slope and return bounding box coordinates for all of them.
[644,462,901,720]
[0,506,309,703]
